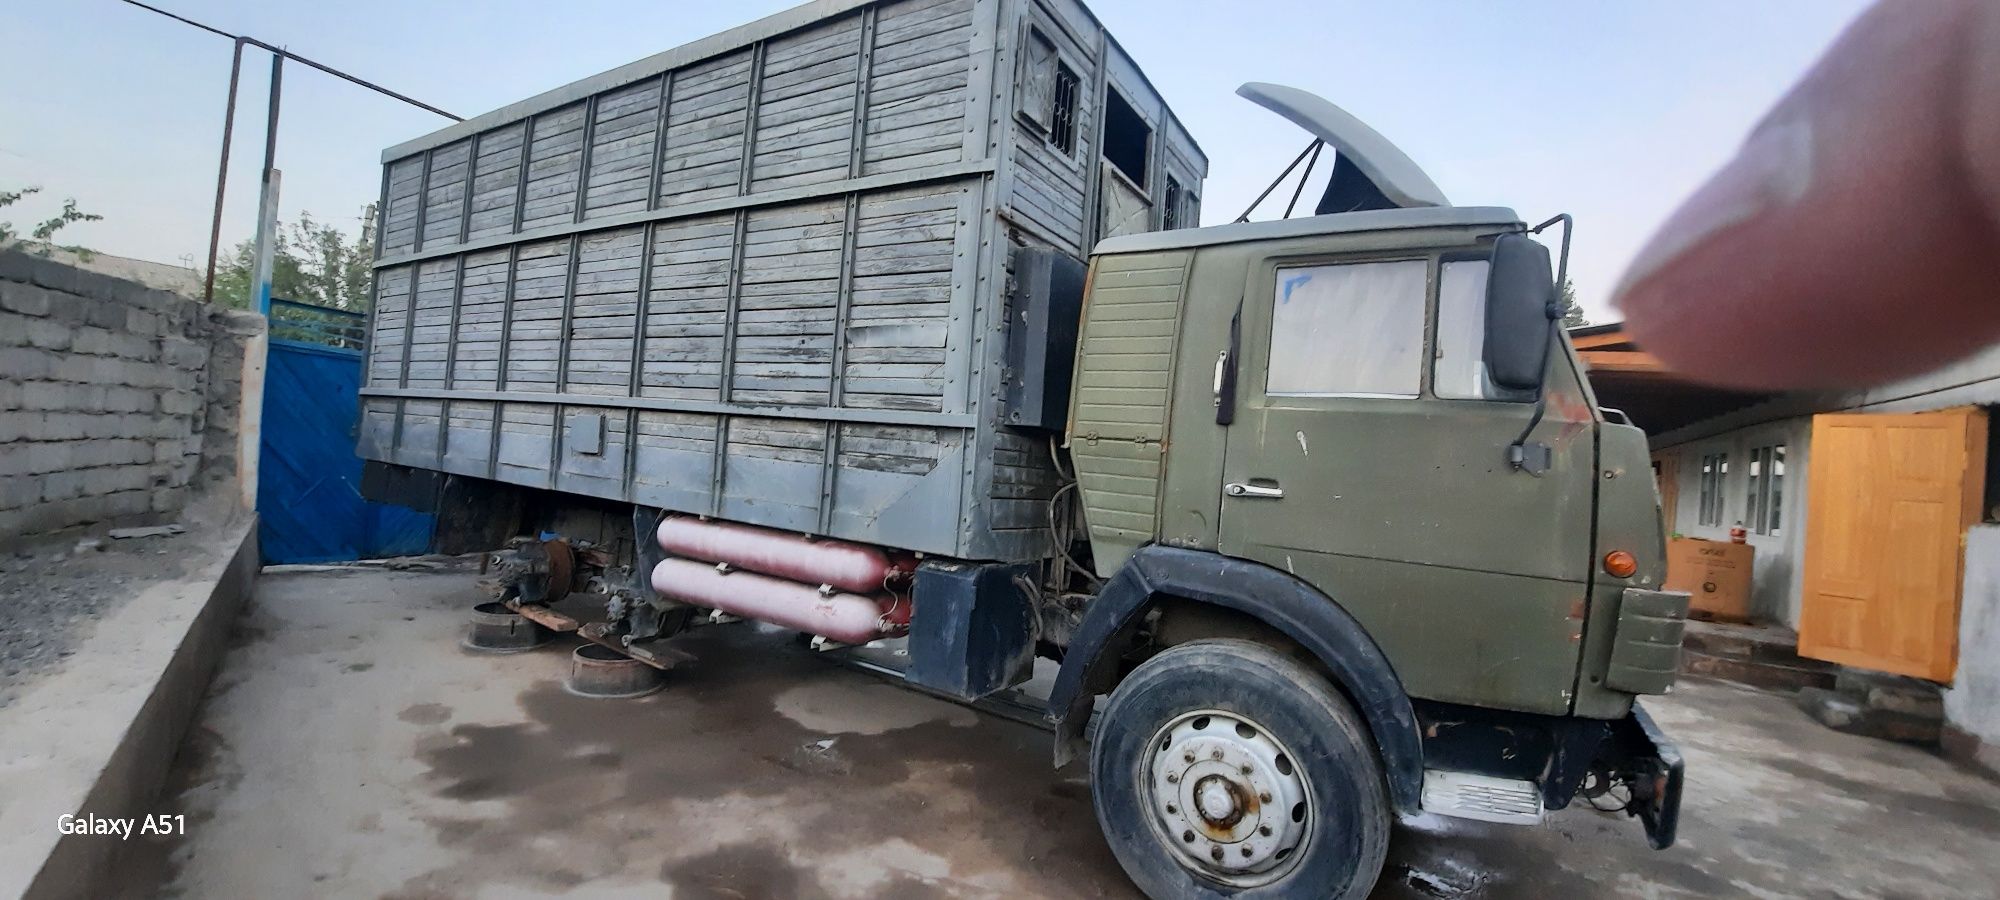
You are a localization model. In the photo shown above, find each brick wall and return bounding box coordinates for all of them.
[0,250,263,539]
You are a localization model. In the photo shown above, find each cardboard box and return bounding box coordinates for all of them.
[1665,537,1756,622]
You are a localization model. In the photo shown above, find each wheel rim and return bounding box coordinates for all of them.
[1143,709,1312,887]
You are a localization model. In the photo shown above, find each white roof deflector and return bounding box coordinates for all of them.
[1236,82,1450,209]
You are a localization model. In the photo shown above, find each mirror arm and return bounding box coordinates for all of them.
[1508,214,1574,475]
[1531,213,1573,295]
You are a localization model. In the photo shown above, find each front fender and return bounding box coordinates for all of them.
[1047,545,1425,813]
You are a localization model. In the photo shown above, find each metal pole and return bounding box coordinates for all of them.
[250,53,284,315]
[1282,141,1325,219]
[1234,139,1322,223]
[202,38,246,304]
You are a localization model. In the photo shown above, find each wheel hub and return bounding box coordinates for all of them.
[1146,710,1311,886]
[1195,776,1245,828]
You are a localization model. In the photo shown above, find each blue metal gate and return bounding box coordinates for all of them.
[258,298,434,563]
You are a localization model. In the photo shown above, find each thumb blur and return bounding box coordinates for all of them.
[1615,0,2000,390]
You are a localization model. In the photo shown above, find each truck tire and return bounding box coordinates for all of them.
[1089,638,1389,899]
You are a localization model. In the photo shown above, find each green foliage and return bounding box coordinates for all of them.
[1560,279,1588,329]
[213,210,375,311]
[0,186,103,260]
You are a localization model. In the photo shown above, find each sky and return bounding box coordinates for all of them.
[0,0,1870,321]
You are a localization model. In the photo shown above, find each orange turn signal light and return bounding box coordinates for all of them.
[1603,550,1638,578]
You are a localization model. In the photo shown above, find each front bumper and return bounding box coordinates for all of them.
[1607,702,1685,849]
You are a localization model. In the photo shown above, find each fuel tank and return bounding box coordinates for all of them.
[649,557,909,645]
[655,516,909,594]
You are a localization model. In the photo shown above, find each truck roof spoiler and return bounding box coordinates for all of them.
[1236,83,1450,211]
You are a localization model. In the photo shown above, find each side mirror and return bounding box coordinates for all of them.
[1484,233,1559,392]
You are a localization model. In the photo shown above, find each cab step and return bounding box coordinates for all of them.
[1420,770,1544,826]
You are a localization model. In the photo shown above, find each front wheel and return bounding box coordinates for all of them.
[1089,639,1389,899]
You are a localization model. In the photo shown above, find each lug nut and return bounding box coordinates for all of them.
[1184,751,1195,763]
[1241,847,1253,858]
[1182,830,1195,843]
[1166,773,1179,784]
[1211,749,1224,760]
[1259,792,1272,803]
[1259,825,1272,836]
[1210,846,1224,861]
[1240,765,1252,775]
[1166,804,1178,814]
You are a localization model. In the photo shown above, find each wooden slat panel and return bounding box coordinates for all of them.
[405,259,459,389]
[449,250,512,387]
[505,239,574,390]
[751,17,861,192]
[838,183,957,412]
[521,104,587,229]
[421,141,472,247]
[367,265,413,384]
[660,50,753,206]
[732,198,845,406]
[640,213,734,399]
[379,158,426,256]
[585,79,664,219]
[466,123,527,239]
[563,227,646,394]
[862,0,971,178]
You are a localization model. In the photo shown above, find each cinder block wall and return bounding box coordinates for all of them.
[0,250,262,539]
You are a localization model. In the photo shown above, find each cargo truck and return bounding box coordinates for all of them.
[357,0,1691,896]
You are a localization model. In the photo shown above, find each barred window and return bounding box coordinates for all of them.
[1020,27,1079,157]
[1049,62,1079,155]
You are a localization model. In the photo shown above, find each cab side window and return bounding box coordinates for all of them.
[1434,259,1492,399]
[1267,260,1427,397]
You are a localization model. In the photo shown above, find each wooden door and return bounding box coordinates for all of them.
[1799,407,1987,681]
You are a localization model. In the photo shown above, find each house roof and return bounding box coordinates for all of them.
[1569,321,1770,436]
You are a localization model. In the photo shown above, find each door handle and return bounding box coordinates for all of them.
[1225,481,1284,499]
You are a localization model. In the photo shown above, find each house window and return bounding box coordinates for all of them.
[1698,452,1730,526]
[1266,260,1427,397]
[1019,28,1078,156]
[1746,444,1786,535]
[1163,177,1182,229]
[1103,88,1150,188]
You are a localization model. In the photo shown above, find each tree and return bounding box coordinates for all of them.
[0,186,103,260]
[1560,279,1588,329]
[213,209,375,311]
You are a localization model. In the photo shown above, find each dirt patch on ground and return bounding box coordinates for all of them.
[0,529,195,707]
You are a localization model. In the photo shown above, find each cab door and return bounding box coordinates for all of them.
[1216,249,1598,714]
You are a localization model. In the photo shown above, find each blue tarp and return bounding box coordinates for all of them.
[258,338,434,563]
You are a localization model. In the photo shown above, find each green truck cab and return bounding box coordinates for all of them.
[1040,85,1690,898]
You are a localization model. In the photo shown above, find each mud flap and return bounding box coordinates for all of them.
[1609,703,1685,850]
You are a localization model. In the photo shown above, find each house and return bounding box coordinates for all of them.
[1577,323,2000,773]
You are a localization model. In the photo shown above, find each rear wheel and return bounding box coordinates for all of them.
[1089,639,1389,899]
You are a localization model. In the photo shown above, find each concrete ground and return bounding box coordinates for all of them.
[113,565,2000,899]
